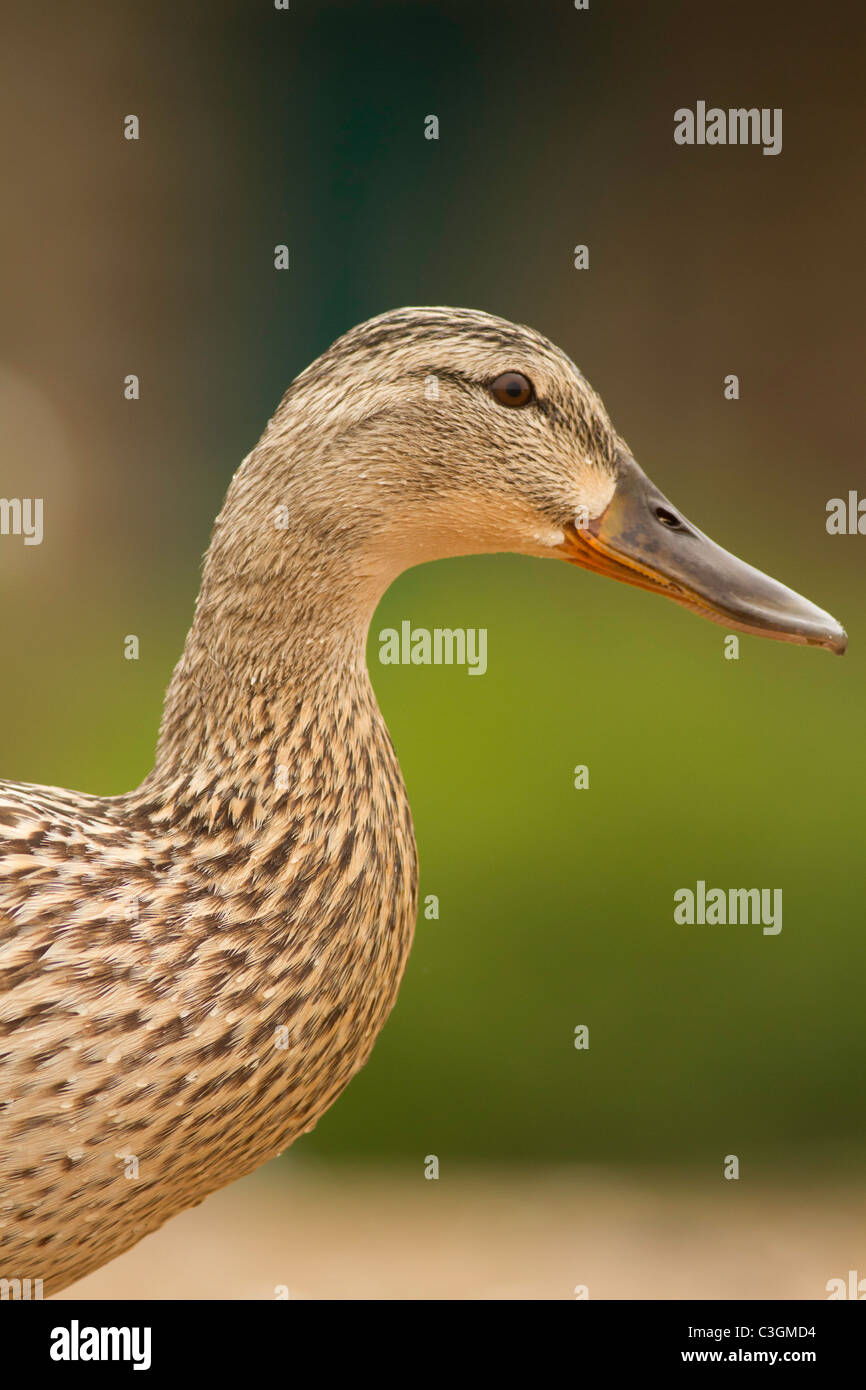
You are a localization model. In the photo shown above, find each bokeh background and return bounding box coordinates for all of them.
[2,0,864,1297]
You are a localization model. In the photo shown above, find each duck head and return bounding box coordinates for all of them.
[236,306,846,655]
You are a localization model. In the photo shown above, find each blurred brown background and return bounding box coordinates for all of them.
[1,0,864,1298]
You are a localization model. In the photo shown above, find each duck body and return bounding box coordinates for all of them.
[1,672,416,1292]
[0,678,416,1291]
[0,307,845,1294]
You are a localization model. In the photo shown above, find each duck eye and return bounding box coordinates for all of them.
[490,371,533,407]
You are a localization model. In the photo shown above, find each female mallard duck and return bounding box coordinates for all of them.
[0,307,846,1294]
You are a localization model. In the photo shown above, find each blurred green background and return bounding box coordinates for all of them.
[1,0,863,1177]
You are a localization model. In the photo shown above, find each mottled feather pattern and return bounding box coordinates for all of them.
[0,683,416,1291]
[0,307,624,1292]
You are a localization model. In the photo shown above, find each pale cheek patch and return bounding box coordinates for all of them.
[531,523,566,550]
[576,468,617,523]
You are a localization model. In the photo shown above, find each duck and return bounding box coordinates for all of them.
[0,306,846,1295]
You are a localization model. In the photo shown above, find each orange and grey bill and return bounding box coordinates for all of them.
[559,455,847,654]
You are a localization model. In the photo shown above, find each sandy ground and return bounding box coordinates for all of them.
[61,1161,864,1300]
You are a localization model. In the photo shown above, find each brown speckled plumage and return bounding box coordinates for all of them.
[7,304,772,1293]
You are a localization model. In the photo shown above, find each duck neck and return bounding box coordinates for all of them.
[143,526,390,811]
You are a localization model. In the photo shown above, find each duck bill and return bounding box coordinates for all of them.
[560,455,847,654]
